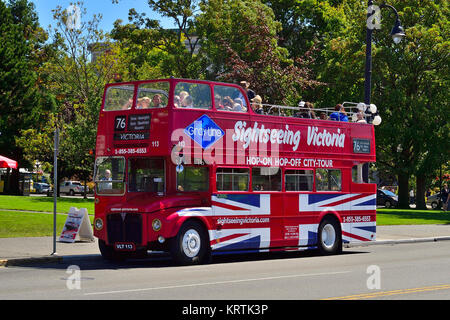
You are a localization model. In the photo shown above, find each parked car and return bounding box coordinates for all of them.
[426,193,441,209]
[377,189,398,208]
[34,182,50,194]
[60,181,88,195]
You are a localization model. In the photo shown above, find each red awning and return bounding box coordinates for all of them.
[0,155,18,169]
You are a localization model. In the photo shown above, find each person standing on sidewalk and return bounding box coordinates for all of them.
[441,184,449,210]
[446,193,450,212]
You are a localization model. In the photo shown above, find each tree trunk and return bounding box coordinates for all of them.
[416,174,427,210]
[397,173,410,209]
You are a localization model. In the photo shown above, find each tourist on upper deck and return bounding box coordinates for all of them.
[152,94,163,108]
[136,96,151,109]
[182,95,194,108]
[356,111,367,123]
[300,102,316,119]
[178,91,189,107]
[223,96,234,111]
[233,98,245,112]
[319,112,328,120]
[330,104,348,122]
[215,94,225,110]
[239,81,256,101]
[174,95,181,108]
[121,98,133,110]
[251,95,264,114]
[294,101,305,118]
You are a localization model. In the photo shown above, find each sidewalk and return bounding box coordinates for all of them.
[1,225,450,266]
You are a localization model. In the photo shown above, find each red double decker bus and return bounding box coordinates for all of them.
[93,78,377,264]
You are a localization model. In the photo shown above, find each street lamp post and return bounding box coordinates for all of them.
[363,1,405,182]
[364,1,405,106]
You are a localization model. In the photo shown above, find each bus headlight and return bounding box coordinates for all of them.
[152,219,162,231]
[94,218,103,231]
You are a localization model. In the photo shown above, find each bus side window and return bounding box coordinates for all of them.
[137,82,169,109]
[285,170,314,191]
[252,167,281,191]
[214,85,248,112]
[174,82,212,109]
[216,168,249,191]
[316,169,342,191]
[176,166,209,192]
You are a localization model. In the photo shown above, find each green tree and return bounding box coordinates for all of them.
[111,0,202,78]
[17,2,128,197]
[0,0,53,194]
[196,0,321,104]
[318,0,450,208]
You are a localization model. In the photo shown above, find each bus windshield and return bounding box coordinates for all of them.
[94,157,126,195]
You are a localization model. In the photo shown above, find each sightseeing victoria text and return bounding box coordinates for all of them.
[171,118,348,168]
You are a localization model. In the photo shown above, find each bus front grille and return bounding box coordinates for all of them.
[107,213,142,244]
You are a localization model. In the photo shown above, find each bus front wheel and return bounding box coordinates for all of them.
[318,216,342,255]
[170,220,210,265]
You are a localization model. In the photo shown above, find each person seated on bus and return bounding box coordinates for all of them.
[182,95,194,108]
[121,98,133,110]
[178,91,189,107]
[174,95,181,108]
[300,102,316,119]
[329,104,348,122]
[251,95,264,114]
[215,94,225,110]
[233,98,245,112]
[136,97,151,109]
[356,111,367,123]
[223,96,234,111]
[152,94,164,108]
[319,112,328,120]
[99,169,112,190]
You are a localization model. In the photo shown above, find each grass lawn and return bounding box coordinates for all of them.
[0,210,94,238]
[377,208,450,225]
[0,195,94,214]
[1,195,449,238]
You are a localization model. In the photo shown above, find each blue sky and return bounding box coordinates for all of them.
[31,0,176,32]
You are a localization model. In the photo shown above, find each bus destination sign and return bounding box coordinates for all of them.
[353,138,371,154]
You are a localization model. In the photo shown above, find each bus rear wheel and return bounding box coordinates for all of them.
[170,220,210,265]
[318,216,342,255]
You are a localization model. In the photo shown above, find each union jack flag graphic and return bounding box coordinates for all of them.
[299,193,376,243]
[210,194,271,252]
[175,192,376,254]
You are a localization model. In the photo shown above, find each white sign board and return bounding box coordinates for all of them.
[59,207,94,243]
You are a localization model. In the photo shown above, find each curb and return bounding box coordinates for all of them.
[0,254,101,267]
[0,255,62,267]
[345,236,450,248]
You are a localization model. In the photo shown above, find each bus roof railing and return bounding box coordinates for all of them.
[260,101,375,124]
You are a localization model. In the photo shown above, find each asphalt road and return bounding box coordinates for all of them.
[1,241,450,302]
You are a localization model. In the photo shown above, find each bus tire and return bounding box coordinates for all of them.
[318,216,342,255]
[170,220,210,265]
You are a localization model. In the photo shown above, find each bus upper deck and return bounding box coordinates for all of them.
[95,78,375,164]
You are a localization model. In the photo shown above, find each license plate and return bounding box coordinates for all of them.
[114,242,136,251]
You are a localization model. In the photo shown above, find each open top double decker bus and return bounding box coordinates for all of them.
[93,78,376,265]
